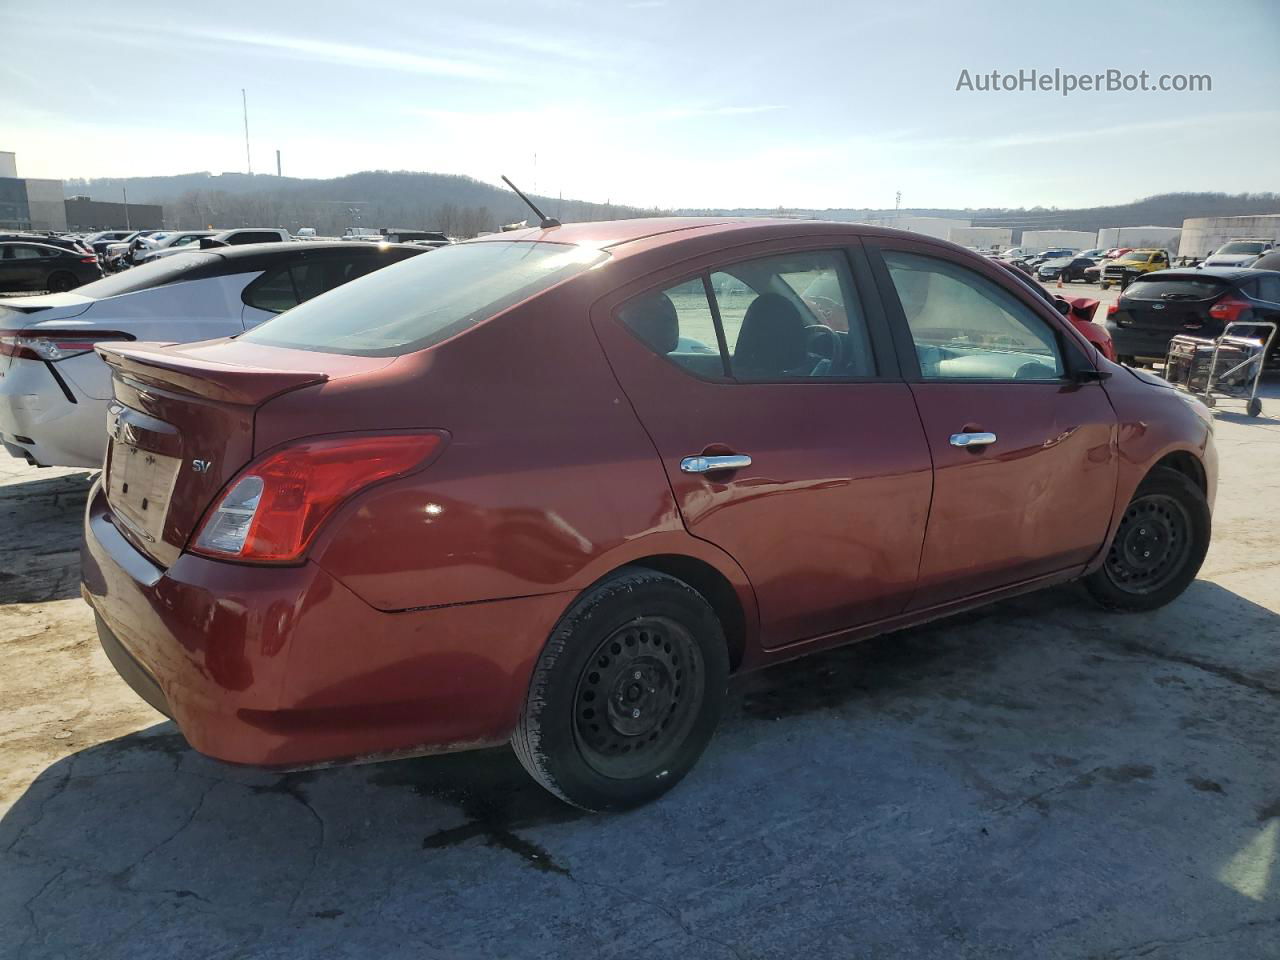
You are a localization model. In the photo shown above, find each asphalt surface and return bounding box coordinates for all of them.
[1,369,1278,959]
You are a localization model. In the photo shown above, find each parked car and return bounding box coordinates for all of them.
[0,233,92,256]
[1105,267,1280,366]
[131,230,220,266]
[0,241,102,293]
[1101,249,1172,289]
[144,228,293,261]
[1251,250,1280,272]
[1025,247,1077,269]
[1037,256,1095,282]
[1201,238,1276,269]
[80,218,1216,811]
[0,242,423,468]
[83,231,137,258]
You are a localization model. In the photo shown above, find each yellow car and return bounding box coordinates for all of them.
[1100,249,1172,289]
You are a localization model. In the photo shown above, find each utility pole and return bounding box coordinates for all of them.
[123,186,131,230]
[242,89,252,175]
[276,149,281,177]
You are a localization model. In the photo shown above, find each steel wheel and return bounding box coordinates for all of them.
[1104,494,1193,595]
[573,616,702,779]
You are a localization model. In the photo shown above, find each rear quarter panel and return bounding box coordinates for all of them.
[257,277,759,635]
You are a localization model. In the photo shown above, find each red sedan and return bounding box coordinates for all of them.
[83,219,1216,810]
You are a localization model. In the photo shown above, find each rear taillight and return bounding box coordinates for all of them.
[191,432,446,564]
[0,329,135,361]
[1107,302,1119,315]
[80,256,98,264]
[1209,296,1250,324]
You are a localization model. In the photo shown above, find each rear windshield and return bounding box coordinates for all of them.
[1218,242,1265,255]
[1125,277,1227,301]
[74,251,220,299]
[240,240,608,356]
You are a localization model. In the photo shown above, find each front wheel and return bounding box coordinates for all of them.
[512,568,729,811]
[1085,467,1210,612]
[1247,397,1263,417]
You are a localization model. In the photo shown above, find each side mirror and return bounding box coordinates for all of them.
[1053,297,1071,316]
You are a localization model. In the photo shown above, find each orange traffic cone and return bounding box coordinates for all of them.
[1056,275,1064,289]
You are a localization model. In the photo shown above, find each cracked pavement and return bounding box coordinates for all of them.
[2,381,1279,959]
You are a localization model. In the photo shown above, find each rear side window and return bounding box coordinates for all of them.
[1125,278,1227,301]
[618,249,877,381]
[242,254,415,314]
[226,231,282,245]
[240,241,607,356]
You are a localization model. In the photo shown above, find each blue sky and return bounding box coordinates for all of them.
[2,0,1277,210]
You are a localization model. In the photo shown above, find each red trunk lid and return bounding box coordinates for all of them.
[97,337,393,566]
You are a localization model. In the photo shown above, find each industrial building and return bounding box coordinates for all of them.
[1096,226,1181,251]
[1178,214,1280,259]
[0,150,67,232]
[63,195,164,231]
[1019,230,1096,253]
[948,226,1013,250]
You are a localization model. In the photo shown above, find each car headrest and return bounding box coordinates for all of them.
[619,291,679,355]
[734,292,807,376]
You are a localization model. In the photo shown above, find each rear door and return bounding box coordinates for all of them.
[867,238,1117,607]
[594,239,933,649]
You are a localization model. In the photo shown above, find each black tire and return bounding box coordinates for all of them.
[1247,397,1263,418]
[46,271,78,292]
[512,567,729,811]
[1085,466,1210,612]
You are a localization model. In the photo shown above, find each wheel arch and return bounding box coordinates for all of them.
[625,554,749,673]
[1149,449,1207,495]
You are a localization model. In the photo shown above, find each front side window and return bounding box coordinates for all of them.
[617,249,877,382]
[883,250,1063,381]
[242,241,607,356]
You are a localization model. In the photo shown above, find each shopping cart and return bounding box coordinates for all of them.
[1163,320,1276,418]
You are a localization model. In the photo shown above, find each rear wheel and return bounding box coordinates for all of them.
[1085,467,1210,612]
[1247,397,1263,417]
[46,271,78,292]
[512,568,729,811]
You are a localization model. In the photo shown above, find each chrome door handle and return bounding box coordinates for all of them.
[680,454,752,474]
[950,432,997,448]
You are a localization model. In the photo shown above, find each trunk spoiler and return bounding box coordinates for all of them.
[98,341,330,406]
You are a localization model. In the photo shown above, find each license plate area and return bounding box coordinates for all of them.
[106,440,181,546]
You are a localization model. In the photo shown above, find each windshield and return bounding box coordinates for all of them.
[73,251,220,299]
[241,240,609,357]
[1125,277,1227,301]
[1218,241,1265,255]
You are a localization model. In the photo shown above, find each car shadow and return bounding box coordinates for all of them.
[4,577,1279,957]
[0,470,95,604]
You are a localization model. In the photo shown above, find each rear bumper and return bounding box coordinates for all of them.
[0,358,107,468]
[81,480,573,767]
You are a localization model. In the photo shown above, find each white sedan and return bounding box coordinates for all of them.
[0,241,423,468]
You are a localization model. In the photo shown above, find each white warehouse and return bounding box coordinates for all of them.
[1019,230,1096,254]
[1097,226,1181,251]
[1178,215,1280,259]
[948,226,1013,250]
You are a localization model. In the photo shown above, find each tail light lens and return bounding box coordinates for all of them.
[80,256,98,264]
[191,432,446,564]
[1209,296,1250,324]
[1106,302,1119,316]
[0,329,135,361]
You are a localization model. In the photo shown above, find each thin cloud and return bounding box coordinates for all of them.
[661,104,786,118]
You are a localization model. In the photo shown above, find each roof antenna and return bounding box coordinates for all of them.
[501,175,560,229]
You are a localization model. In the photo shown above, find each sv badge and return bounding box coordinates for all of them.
[191,459,214,474]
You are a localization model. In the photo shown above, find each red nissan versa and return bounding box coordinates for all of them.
[82,219,1217,811]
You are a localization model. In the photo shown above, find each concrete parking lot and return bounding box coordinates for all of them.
[2,330,1279,958]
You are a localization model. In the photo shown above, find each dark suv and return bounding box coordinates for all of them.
[1105,267,1280,366]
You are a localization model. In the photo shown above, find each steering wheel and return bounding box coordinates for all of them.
[1014,360,1057,380]
[803,295,848,332]
[804,325,844,372]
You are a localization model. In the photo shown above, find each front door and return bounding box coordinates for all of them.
[594,241,934,648]
[868,240,1118,607]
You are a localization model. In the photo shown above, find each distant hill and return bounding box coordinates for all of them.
[63,170,665,236]
[681,192,1280,237]
[62,171,1280,238]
